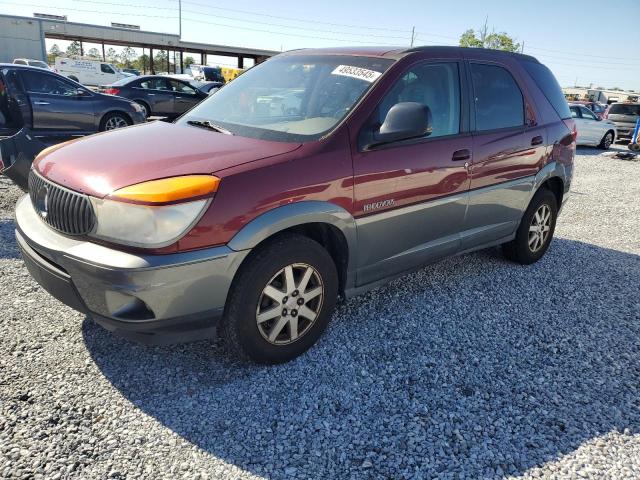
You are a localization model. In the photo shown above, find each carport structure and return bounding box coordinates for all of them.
[0,13,277,72]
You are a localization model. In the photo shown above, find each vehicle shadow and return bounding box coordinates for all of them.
[83,238,640,478]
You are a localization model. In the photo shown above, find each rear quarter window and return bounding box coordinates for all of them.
[609,104,640,116]
[521,60,571,120]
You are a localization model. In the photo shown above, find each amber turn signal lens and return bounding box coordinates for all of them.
[111,175,220,203]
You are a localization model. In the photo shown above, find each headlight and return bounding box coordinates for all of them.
[89,175,219,248]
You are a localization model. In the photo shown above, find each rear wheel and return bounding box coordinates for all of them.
[598,131,614,150]
[100,112,131,131]
[135,101,150,118]
[221,233,338,364]
[503,188,558,265]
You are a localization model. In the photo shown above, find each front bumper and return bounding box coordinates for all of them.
[15,195,249,344]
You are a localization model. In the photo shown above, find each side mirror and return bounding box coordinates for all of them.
[75,88,89,97]
[373,102,432,146]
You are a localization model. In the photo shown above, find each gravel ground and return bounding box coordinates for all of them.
[1,147,639,480]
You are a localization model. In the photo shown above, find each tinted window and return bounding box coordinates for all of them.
[168,79,197,94]
[21,71,77,96]
[608,104,640,116]
[138,78,169,90]
[521,60,571,120]
[14,59,27,65]
[28,61,48,69]
[101,64,115,74]
[377,62,460,138]
[471,63,524,131]
[570,106,581,118]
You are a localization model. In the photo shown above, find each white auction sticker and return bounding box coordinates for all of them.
[331,65,382,83]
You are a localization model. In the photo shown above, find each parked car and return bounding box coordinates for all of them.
[122,68,140,76]
[0,64,145,187]
[99,75,208,118]
[13,58,51,70]
[569,103,616,148]
[54,57,128,86]
[195,81,223,95]
[604,102,640,141]
[570,100,607,119]
[14,46,575,364]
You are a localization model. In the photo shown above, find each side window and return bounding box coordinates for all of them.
[101,64,115,74]
[570,106,581,118]
[169,80,197,94]
[138,78,169,90]
[580,107,597,120]
[21,71,77,96]
[377,62,461,138]
[14,60,27,65]
[470,63,524,131]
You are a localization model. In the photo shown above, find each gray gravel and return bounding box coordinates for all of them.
[1,146,639,480]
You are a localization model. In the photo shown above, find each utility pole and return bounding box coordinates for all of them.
[178,0,182,39]
[410,26,415,47]
[521,41,525,54]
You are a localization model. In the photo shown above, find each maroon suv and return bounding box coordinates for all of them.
[14,46,576,363]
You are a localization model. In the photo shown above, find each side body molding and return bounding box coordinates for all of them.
[227,201,359,289]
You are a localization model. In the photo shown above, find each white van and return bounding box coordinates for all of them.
[54,57,128,86]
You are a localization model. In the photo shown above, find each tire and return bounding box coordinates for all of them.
[100,112,131,131]
[503,188,558,265]
[598,131,614,150]
[135,101,150,118]
[221,233,338,364]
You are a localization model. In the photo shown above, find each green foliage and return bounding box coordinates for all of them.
[47,44,62,64]
[105,48,118,63]
[184,56,195,68]
[86,48,101,59]
[459,24,521,53]
[120,47,136,67]
[66,41,81,57]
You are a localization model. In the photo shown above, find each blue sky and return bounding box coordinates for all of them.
[1,0,638,89]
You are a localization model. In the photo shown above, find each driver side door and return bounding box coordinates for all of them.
[352,60,471,286]
[19,70,96,135]
[168,79,203,116]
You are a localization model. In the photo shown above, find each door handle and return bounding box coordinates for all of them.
[531,135,543,146]
[33,101,50,105]
[452,149,471,161]
[175,96,183,99]
[147,93,155,96]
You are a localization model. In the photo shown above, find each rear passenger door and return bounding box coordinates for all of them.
[134,78,174,116]
[463,61,545,249]
[353,60,471,285]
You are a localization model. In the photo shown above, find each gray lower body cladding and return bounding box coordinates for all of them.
[14,195,248,344]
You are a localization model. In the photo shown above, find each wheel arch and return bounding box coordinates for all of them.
[99,110,132,130]
[227,201,357,295]
[532,161,569,210]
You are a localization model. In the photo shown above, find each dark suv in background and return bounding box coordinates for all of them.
[15,46,575,363]
[605,102,640,141]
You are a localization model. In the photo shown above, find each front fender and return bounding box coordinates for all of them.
[227,201,358,288]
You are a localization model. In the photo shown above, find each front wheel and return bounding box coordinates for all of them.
[598,131,614,150]
[503,188,558,265]
[100,112,131,131]
[221,233,338,364]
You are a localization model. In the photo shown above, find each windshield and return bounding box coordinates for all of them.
[177,55,394,142]
[609,104,640,116]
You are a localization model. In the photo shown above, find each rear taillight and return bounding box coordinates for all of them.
[563,118,578,142]
[104,88,120,95]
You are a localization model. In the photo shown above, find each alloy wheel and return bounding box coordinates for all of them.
[528,204,552,253]
[256,263,324,345]
[105,115,129,130]
[604,133,613,148]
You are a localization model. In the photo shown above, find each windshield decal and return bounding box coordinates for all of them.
[331,65,382,83]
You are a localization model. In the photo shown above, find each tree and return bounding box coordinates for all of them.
[66,41,81,57]
[105,48,118,63]
[86,48,101,59]
[134,54,150,74]
[47,44,62,64]
[120,46,136,67]
[459,20,520,52]
[184,56,195,68]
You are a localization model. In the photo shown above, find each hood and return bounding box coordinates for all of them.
[34,121,301,198]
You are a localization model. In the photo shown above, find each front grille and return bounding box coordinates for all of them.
[28,171,96,236]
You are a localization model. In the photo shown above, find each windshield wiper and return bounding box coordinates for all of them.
[186,120,233,135]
